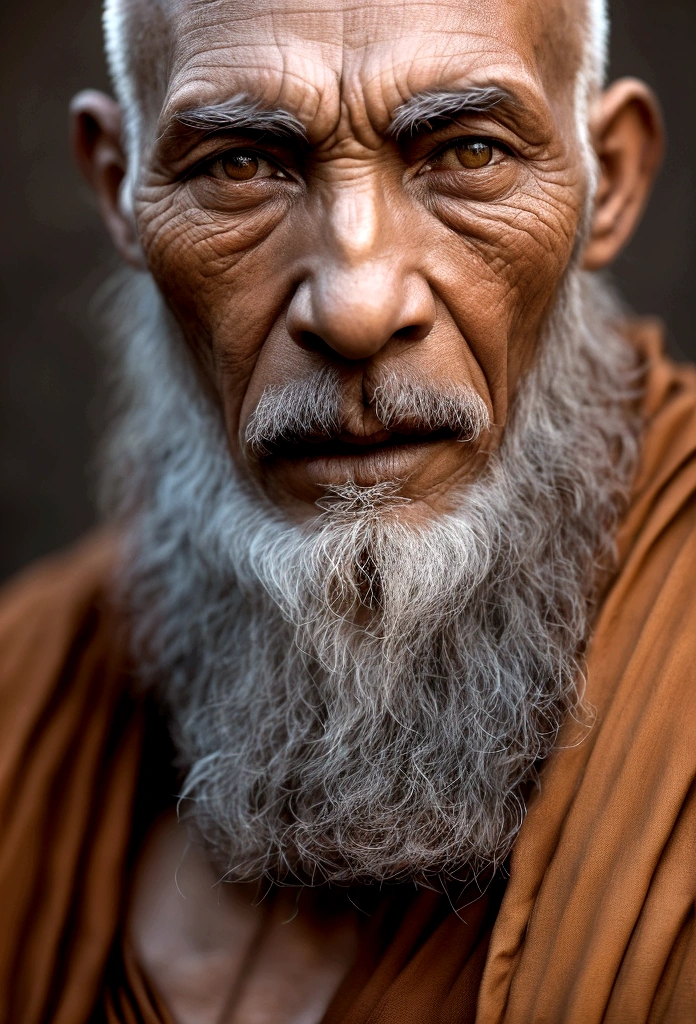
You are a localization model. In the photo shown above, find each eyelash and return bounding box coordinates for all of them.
[199,150,287,178]
[191,135,511,184]
[429,136,511,161]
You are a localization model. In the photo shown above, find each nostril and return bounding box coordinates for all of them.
[295,330,333,355]
[392,323,430,343]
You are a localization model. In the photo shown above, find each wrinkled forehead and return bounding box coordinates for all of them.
[128,0,587,143]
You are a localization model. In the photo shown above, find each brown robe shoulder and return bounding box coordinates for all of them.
[479,323,696,1022]
[0,533,145,1024]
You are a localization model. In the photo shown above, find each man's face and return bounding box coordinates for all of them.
[132,0,588,518]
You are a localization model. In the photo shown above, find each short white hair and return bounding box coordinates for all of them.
[103,0,139,154]
[587,0,611,89]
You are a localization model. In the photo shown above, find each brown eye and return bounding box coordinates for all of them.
[421,138,501,176]
[206,151,289,183]
[219,152,259,180]
[455,140,493,169]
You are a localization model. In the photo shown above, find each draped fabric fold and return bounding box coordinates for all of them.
[1,322,695,1023]
[0,535,144,1024]
[477,324,696,1023]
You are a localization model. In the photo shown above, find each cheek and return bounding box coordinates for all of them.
[135,187,300,418]
[431,182,579,309]
[425,178,581,417]
[134,168,582,448]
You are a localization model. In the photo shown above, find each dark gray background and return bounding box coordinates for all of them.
[0,1,693,582]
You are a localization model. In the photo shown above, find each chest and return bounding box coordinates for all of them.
[127,812,360,1024]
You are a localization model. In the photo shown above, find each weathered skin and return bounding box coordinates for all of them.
[136,0,585,515]
[70,0,663,1018]
[73,0,660,518]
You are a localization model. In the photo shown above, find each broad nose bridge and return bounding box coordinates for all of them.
[328,179,382,265]
[287,173,435,361]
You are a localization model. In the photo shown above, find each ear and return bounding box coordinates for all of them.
[70,89,145,269]
[581,78,664,271]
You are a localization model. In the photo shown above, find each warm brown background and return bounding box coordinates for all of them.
[0,0,694,581]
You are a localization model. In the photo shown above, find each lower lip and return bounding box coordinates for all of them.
[268,438,453,490]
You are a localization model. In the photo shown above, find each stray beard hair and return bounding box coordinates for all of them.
[101,268,642,886]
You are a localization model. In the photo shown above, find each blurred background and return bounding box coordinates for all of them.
[0,0,694,582]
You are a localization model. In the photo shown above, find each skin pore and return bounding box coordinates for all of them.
[71,0,662,1020]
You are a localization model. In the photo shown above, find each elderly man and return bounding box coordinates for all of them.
[2,0,695,1019]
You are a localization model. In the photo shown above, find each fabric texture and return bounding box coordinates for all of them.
[478,322,696,1023]
[0,322,695,1023]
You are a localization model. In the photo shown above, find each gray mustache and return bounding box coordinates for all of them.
[245,368,491,458]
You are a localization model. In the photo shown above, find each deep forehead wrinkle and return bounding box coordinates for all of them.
[157,76,552,162]
[114,0,597,150]
[164,83,531,154]
[142,0,584,157]
[388,86,512,138]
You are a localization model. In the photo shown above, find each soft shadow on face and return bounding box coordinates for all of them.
[123,0,593,516]
[74,0,663,521]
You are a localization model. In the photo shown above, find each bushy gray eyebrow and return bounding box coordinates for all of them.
[388,86,512,138]
[174,95,308,141]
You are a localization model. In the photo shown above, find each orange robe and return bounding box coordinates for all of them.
[1,322,695,1023]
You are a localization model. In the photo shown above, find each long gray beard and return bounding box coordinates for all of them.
[100,268,642,885]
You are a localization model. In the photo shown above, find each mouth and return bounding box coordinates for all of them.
[260,427,459,463]
[252,427,471,497]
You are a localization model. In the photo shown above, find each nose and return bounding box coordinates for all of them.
[286,182,436,361]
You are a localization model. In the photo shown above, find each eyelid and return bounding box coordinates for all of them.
[436,136,511,159]
[403,121,520,166]
[205,149,272,176]
[416,136,511,175]
[186,144,296,182]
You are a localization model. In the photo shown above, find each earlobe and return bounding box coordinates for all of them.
[69,89,145,269]
[582,78,664,271]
